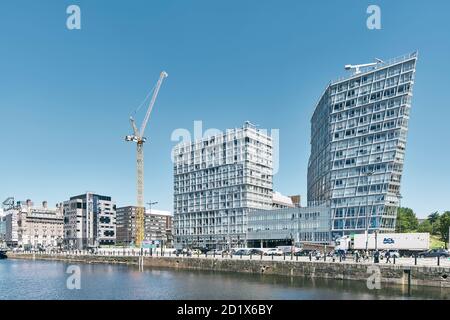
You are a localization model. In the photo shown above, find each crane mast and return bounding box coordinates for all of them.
[125,71,168,248]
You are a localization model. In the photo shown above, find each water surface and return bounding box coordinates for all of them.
[0,259,448,300]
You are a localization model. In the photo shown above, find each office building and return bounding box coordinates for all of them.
[173,121,273,249]
[3,199,64,248]
[116,206,173,247]
[63,192,116,249]
[247,204,331,247]
[307,52,417,238]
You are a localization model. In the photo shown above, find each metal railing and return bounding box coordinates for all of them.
[12,249,450,268]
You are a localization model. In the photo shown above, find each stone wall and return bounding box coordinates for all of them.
[8,253,450,288]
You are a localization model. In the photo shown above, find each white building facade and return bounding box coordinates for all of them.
[307,52,418,238]
[63,193,116,249]
[173,122,273,249]
[3,200,64,248]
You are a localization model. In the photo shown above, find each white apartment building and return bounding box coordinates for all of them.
[308,52,418,238]
[173,122,273,249]
[63,193,116,249]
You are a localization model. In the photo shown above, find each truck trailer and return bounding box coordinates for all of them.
[335,233,429,255]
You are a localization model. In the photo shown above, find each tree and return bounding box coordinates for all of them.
[417,219,433,233]
[432,216,441,236]
[428,212,440,225]
[438,211,450,244]
[396,207,419,233]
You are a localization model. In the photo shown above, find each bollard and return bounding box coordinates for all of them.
[283,253,285,261]
[205,252,207,258]
[213,252,216,258]
[324,254,326,262]
[296,255,298,261]
[272,254,274,260]
[309,254,312,262]
[438,255,440,266]
[260,252,263,260]
[250,253,252,260]
[415,255,417,266]
[291,253,293,261]
[197,251,200,258]
[393,255,396,265]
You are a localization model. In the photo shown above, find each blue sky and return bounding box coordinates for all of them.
[0,0,449,217]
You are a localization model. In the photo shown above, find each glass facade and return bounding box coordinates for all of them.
[173,122,273,249]
[247,205,331,247]
[307,52,417,238]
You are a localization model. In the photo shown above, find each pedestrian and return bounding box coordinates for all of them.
[374,250,380,263]
[355,250,360,263]
[385,250,391,263]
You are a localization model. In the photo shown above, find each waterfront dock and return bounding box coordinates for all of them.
[7,250,450,289]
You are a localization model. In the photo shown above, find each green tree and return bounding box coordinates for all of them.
[428,211,440,225]
[438,211,450,244]
[432,216,441,236]
[396,207,419,233]
[417,219,433,233]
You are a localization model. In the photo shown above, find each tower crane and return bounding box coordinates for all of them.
[125,71,168,248]
[344,58,385,75]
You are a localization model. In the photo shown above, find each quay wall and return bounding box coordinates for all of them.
[7,253,450,288]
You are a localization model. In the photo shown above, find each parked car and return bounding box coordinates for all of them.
[192,247,208,254]
[248,248,265,255]
[206,249,224,255]
[381,250,400,258]
[264,248,283,256]
[418,249,450,258]
[191,249,203,255]
[233,248,250,256]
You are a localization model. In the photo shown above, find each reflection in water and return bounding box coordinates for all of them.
[0,259,448,300]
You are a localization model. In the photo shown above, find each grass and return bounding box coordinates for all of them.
[430,235,446,249]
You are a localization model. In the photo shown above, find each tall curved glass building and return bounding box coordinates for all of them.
[307,52,418,239]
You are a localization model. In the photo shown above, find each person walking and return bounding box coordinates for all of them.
[355,250,360,263]
[374,250,380,263]
[385,250,391,263]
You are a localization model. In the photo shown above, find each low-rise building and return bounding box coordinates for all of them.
[246,204,331,248]
[63,192,116,249]
[272,192,299,209]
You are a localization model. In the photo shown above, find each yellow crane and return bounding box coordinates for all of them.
[125,71,168,247]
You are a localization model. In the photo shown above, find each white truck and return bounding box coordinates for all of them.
[335,233,430,255]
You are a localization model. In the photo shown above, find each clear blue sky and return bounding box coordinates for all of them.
[0,0,449,218]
